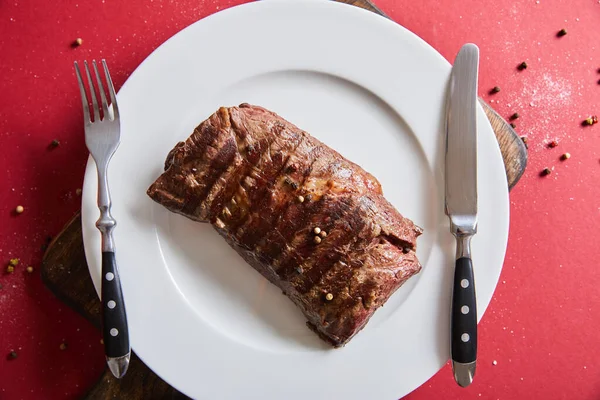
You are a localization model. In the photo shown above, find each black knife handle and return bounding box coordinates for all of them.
[451,257,477,364]
[101,251,130,358]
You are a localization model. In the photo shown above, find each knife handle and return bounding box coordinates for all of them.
[451,256,477,364]
[101,251,130,360]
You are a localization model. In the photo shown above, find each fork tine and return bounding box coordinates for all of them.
[92,60,109,119]
[74,62,91,124]
[102,60,120,121]
[83,61,100,122]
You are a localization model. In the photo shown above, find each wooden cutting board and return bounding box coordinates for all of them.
[40,1,527,398]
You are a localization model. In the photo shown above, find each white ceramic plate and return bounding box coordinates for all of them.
[82,1,509,398]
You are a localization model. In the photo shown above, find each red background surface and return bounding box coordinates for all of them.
[1,0,599,399]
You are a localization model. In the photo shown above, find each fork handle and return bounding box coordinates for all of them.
[101,251,130,375]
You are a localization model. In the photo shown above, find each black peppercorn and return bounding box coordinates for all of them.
[541,168,552,176]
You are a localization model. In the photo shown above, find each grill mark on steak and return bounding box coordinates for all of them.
[270,192,329,276]
[181,136,238,218]
[230,131,304,243]
[240,138,322,255]
[238,140,307,249]
[295,200,370,295]
[209,109,301,235]
[205,108,270,223]
[214,150,271,231]
[267,150,346,272]
[260,145,325,266]
[204,155,245,222]
[277,196,360,293]
[148,113,233,218]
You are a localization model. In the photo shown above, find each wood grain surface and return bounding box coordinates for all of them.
[39,0,527,398]
[480,101,527,189]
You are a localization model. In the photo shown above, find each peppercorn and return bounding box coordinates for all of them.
[510,123,516,128]
[557,29,567,37]
[7,351,17,360]
[325,293,334,301]
[297,195,305,203]
[74,38,83,46]
[313,236,322,244]
[50,139,60,148]
[541,168,552,176]
[15,205,24,214]
[26,266,33,273]
[510,113,519,120]
[548,140,558,148]
[561,153,571,160]
[319,231,327,238]
[75,188,82,196]
[6,266,14,274]
[9,259,19,266]
[490,86,501,94]
[59,342,67,351]
[583,117,595,126]
[518,62,528,70]
[313,227,321,235]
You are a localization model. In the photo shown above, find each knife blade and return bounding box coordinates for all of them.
[445,43,479,388]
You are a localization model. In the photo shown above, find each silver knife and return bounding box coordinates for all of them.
[445,43,479,388]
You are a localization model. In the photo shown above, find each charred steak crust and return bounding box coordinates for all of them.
[147,104,423,347]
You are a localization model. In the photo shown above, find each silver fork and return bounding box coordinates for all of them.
[75,60,130,378]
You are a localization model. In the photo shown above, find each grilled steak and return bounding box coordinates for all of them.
[147,104,423,347]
